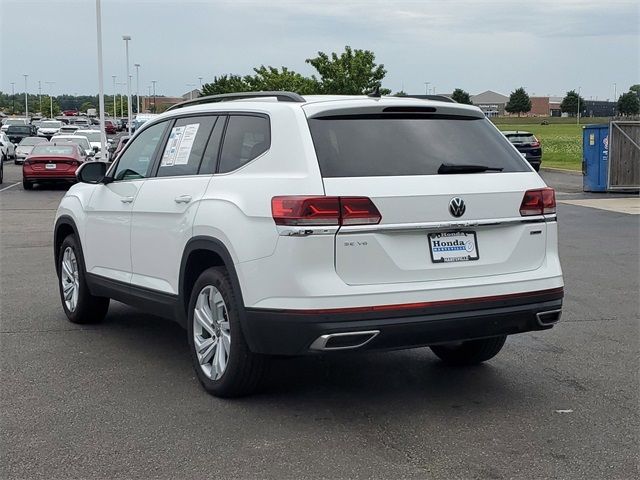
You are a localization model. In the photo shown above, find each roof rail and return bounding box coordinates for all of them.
[167,91,306,111]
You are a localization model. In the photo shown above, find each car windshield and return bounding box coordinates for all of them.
[4,119,26,126]
[31,145,75,156]
[53,137,90,149]
[19,137,47,146]
[308,115,529,177]
[41,121,62,128]
[76,131,101,142]
[8,126,31,133]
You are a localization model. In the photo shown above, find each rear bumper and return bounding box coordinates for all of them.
[243,287,564,355]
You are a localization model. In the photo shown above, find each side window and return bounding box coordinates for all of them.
[218,115,270,173]
[198,116,225,175]
[157,116,217,177]
[113,121,168,181]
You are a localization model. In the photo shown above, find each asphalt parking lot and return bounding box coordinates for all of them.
[1,163,638,479]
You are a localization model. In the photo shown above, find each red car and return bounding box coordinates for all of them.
[22,143,86,190]
[104,120,117,134]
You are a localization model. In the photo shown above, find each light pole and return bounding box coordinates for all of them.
[95,0,107,156]
[198,76,203,93]
[10,82,15,114]
[23,74,28,118]
[122,35,132,134]
[147,85,151,112]
[117,82,126,117]
[112,75,117,118]
[38,80,42,113]
[45,81,55,118]
[151,80,157,113]
[134,63,140,114]
[577,86,581,125]
[424,82,430,95]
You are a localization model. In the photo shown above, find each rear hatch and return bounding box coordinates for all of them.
[305,105,551,286]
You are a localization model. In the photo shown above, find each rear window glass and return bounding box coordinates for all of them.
[505,134,536,143]
[308,115,529,177]
[8,126,30,133]
[19,137,47,146]
[31,145,75,155]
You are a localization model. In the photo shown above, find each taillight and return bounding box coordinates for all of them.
[520,188,556,216]
[271,196,381,226]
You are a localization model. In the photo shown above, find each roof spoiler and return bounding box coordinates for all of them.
[167,91,306,111]
[405,95,457,103]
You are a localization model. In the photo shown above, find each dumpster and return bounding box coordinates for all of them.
[582,124,609,192]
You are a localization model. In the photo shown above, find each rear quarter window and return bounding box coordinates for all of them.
[218,115,270,173]
[308,115,529,177]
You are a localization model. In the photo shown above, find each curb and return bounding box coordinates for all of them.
[541,167,582,176]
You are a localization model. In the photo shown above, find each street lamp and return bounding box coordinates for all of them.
[95,0,107,155]
[38,80,42,113]
[117,82,126,117]
[10,82,15,114]
[424,81,430,95]
[112,75,117,118]
[45,81,55,118]
[577,86,581,125]
[122,35,132,135]
[134,63,140,114]
[23,74,28,118]
[198,76,203,90]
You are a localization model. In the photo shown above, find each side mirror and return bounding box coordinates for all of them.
[93,146,99,152]
[76,161,108,184]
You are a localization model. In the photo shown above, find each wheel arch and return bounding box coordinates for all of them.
[179,236,245,327]
[54,215,81,275]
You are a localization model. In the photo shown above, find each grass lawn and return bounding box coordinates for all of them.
[494,123,588,171]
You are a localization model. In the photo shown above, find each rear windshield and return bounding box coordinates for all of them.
[4,119,26,126]
[19,137,47,146]
[308,115,529,177]
[41,121,62,128]
[31,145,75,155]
[8,126,30,133]
[505,133,536,143]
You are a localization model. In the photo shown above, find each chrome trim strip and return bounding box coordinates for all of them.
[309,330,380,351]
[277,226,339,237]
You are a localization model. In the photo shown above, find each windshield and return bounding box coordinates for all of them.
[52,137,90,149]
[31,145,75,156]
[19,137,47,146]
[41,121,62,128]
[308,115,529,177]
[4,119,27,126]
[76,131,101,142]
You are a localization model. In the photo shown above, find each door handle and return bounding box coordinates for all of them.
[174,194,192,204]
[121,196,134,203]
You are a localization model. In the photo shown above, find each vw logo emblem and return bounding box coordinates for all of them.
[449,197,466,217]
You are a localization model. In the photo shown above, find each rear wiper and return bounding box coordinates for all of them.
[437,163,504,174]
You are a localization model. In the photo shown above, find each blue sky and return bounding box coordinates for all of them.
[1,0,638,100]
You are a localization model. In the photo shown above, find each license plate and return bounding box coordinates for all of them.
[45,163,56,170]
[428,231,479,263]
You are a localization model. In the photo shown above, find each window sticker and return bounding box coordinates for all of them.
[161,126,185,167]
[174,123,200,165]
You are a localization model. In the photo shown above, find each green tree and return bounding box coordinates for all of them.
[505,87,532,116]
[306,45,390,95]
[394,91,408,97]
[629,84,640,96]
[201,75,251,95]
[244,66,320,94]
[80,101,95,113]
[560,90,586,116]
[451,88,472,105]
[617,91,640,116]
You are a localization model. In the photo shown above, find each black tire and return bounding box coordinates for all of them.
[57,234,110,324]
[187,267,266,397]
[22,180,33,190]
[430,335,507,366]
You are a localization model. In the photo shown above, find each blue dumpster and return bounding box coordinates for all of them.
[582,124,609,192]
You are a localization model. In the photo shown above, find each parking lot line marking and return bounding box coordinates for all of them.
[560,198,640,215]
[0,182,19,192]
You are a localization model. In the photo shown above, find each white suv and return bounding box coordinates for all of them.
[54,92,564,397]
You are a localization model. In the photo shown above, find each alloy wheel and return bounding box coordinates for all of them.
[61,247,79,312]
[193,285,231,380]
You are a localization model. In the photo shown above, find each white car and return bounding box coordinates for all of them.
[0,132,16,160]
[75,130,109,161]
[54,92,564,397]
[1,117,29,133]
[50,135,93,157]
[37,120,63,139]
[15,136,48,164]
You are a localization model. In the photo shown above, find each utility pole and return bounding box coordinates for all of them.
[134,63,141,114]
[112,75,117,118]
[123,35,132,134]
[10,82,15,114]
[424,82,430,95]
[23,74,28,118]
[45,81,55,118]
[38,80,42,113]
[95,0,107,157]
[151,80,157,113]
[577,87,581,125]
[117,82,126,117]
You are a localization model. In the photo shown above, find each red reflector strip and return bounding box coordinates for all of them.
[264,287,564,315]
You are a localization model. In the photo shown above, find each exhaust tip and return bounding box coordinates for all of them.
[309,330,380,351]
[536,309,562,326]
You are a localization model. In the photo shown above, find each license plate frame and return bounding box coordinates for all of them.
[428,231,480,263]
